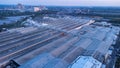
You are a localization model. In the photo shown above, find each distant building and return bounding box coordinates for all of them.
[39,6,48,10]
[34,7,41,12]
[17,3,24,10]
[33,6,48,12]
[17,3,24,12]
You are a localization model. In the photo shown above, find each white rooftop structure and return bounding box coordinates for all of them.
[69,56,102,68]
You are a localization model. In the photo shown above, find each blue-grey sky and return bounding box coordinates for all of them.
[0,0,120,6]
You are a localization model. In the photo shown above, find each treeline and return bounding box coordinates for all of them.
[0,10,36,18]
[0,10,57,32]
[115,33,120,68]
[65,12,120,25]
[108,18,120,24]
[0,16,29,32]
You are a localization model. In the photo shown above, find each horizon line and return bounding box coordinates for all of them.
[0,4,120,7]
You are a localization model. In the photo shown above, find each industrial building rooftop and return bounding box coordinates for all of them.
[0,16,119,68]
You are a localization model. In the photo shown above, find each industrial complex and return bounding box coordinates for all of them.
[0,16,120,68]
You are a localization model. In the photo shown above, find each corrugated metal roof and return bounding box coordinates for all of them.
[0,17,119,68]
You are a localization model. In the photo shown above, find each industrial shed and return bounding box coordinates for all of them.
[0,17,119,68]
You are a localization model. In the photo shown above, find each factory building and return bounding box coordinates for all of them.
[0,16,119,68]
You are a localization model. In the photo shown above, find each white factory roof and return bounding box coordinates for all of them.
[69,56,102,68]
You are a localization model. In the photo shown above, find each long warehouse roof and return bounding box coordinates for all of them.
[0,17,120,68]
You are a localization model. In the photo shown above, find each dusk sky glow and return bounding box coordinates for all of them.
[0,0,120,6]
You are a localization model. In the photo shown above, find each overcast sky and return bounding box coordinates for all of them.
[0,0,120,6]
